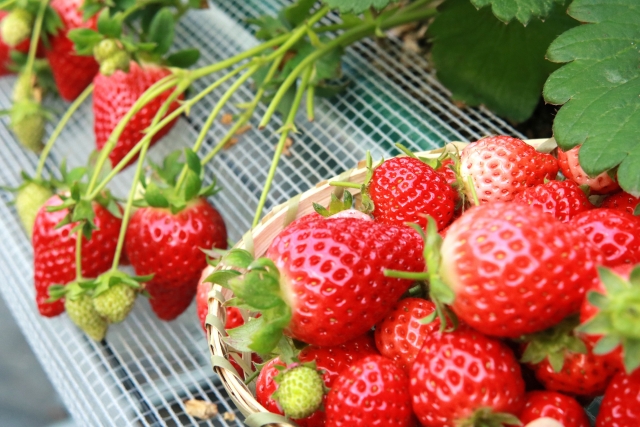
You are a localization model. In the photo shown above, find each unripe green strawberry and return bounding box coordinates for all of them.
[99,50,130,76]
[15,181,52,237]
[272,365,324,419]
[92,283,136,323]
[13,72,33,102]
[65,294,108,341]
[10,100,45,152]
[0,8,33,47]
[93,38,119,62]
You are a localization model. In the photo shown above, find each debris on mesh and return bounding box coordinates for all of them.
[223,411,237,421]
[184,399,219,419]
[221,113,234,125]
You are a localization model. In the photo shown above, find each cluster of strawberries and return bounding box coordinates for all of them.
[201,136,639,427]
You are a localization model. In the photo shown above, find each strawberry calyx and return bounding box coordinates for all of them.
[577,265,640,373]
[313,190,354,217]
[90,270,151,323]
[519,316,587,373]
[134,148,219,214]
[206,248,292,355]
[271,361,326,419]
[457,407,520,427]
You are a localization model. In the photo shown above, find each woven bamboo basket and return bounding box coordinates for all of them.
[205,138,554,427]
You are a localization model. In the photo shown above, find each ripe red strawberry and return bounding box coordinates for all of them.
[125,198,227,321]
[513,180,593,222]
[460,135,558,204]
[596,369,640,427]
[374,297,440,373]
[33,195,121,317]
[262,217,425,348]
[256,358,325,427]
[519,391,590,427]
[440,202,602,338]
[93,61,183,168]
[410,327,525,427]
[571,208,640,267]
[326,355,414,427]
[46,0,99,101]
[368,156,457,230]
[196,266,244,331]
[557,146,620,195]
[600,191,640,215]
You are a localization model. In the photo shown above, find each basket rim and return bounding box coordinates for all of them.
[205,138,554,426]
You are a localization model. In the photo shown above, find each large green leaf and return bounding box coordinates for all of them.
[429,0,578,122]
[544,0,640,195]
[471,0,566,24]
[322,0,398,13]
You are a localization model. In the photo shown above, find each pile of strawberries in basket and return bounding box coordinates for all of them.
[202,136,640,427]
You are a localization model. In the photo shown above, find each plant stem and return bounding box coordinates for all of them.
[0,0,17,10]
[25,0,49,82]
[329,181,360,189]
[75,229,83,280]
[252,65,313,227]
[35,84,93,180]
[306,84,315,122]
[384,270,429,280]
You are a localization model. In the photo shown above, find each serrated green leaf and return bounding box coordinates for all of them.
[183,171,201,202]
[223,249,255,270]
[148,7,174,56]
[97,9,122,38]
[166,48,200,68]
[322,0,398,13]
[224,316,266,352]
[206,270,242,289]
[429,0,578,122]
[471,0,566,25]
[184,148,201,175]
[543,0,640,195]
[144,182,169,208]
[68,28,104,55]
[283,0,316,27]
[230,272,282,310]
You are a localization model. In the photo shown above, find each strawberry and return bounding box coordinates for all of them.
[0,11,35,75]
[570,208,640,267]
[579,264,640,375]
[460,135,558,204]
[15,180,53,237]
[325,355,414,427]
[596,369,640,427]
[33,195,121,317]
[46,0,99,101]
[520,317,619,398]
[410,327,524,427]
[196,265,245,331]
[272,364,325,420]
[249,216,425,349]
[125,197,227,321]
[374,297,440,373]
[93,61,183,168]
[513,179,593,223]
[600,191,640,215]
[64,283,108,341]
[91,269,145,324]
[440,202,602,338]
[368,156,457,230]
[256,358,325,427]
[9,99,47,152]
[0,8,33,47]
[519,391,590,427]
[557,146,620,195]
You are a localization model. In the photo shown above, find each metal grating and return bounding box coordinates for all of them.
[0,1,520,426]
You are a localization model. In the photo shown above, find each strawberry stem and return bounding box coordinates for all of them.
[384,270,429,280]
[0,0,17,9]
[35,84,94,180]
[252,65,313,227]
[24,0,49,84]
[306,84,315,122]
[329,181,361,189]
[75,228,83,280]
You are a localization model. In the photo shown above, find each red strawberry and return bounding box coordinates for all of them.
[571,208,640,267]
[579,264,639,375]
[596,369,640,427]
[440,202,602,338]
[519,391,590,427]
[368,156,457,230]
[513,180,593,222]
[410,327,525,427]
[93,61,183,168]
[374,297,440,373]
[256,358,325,427]
[46,0,99,101]
[33,195,121,317]
[263,217,425,347]
[557,146,620,195]
[460,135,558,204]
[125,198,227,321]
[600,191,640,215]
[298,333,380,388]
[196,266,244,331]
[325,355,414,427]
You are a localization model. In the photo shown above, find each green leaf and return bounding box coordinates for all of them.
[223,249,255,270]
[593,334,621,356]
[144,182,169,208]
[623,337,640,374]
[599,266,629,294]
[429,0,578,122]
[283,0,317,27]
[322,0,398,13]
[72,200,95,224]
[182,170,201,202]
[229,272,282,310]
[224,316,266,352]
[471,0,566,25]
[543,0,640,195]
[97,9,122,38]
[148,7,174,56]
[184,148,201,175]
[205,270,241,289]
[166,48,200,68]
[68,28,104,55]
